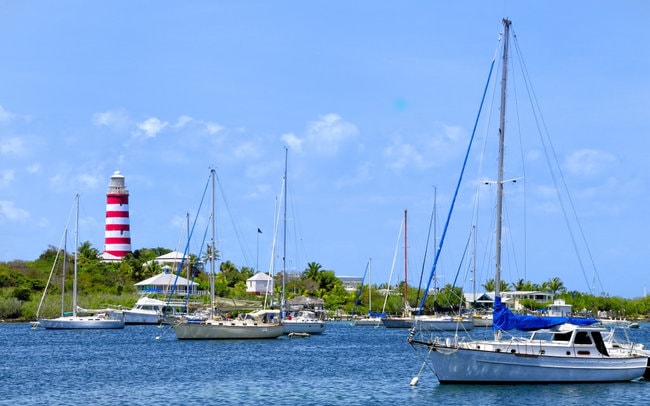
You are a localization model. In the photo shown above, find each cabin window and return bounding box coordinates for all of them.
[551,332,572,342]
[591,331,609,356]
[574,332,592,345]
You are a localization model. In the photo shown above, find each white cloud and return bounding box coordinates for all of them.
[205,122,223,135]
[282,132,303,152]
[0,105,15,123]
[0,137,26,156]
[233,141,261,160]
[136,117,168,138]
[565,149,616,177]
[281,114,358,155]
[305,114,358,154]
[92,110,129,130]
[173,115,222,135]
[77,173,101,188]
[0,170,15,188]
[0,200,30,222]
[384,136,425,170]
[175,115,193,129]
[27,163,40,174]
[49,174,65,192]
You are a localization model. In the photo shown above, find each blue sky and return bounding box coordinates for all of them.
[1,1,649,298]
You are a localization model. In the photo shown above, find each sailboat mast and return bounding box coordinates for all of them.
[210,169,216,318]
[404,210,408,315]
[61,229,67,317]
[433,186,438,310]
[368,258,372,314]
[72,193,79,317]
[282,147,288,316]
[494,18,511,300]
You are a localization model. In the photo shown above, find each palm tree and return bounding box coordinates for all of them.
[543,277,566,299]
[511,279,526,291]
[483,279,509,293]
[201,245,220,265]
[303,262,322,281]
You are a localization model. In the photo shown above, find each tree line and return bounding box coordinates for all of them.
[0,243,649,320]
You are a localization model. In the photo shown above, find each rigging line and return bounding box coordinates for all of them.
[185,212,212,310]
[382,216,404,313]
[512,33,603,294]
[214,171,254,268]
[467,67,498,297]
[452,227,473,289]
[167,172,211,304]
[287,181,303,275]
[501,198,524,286]
[36,195,77,318]
[265,184,283,308]
[416,33,502,316]
[508,39,529,283]
[414,186,437,310]
[352,259,370,316]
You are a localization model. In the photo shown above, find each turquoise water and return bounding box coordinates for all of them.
[2,321,648,405]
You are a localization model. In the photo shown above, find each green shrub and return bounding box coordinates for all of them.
[0,297,22,319]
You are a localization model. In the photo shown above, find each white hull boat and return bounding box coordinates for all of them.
[408,19,649,384]
[472,314,493,328]
[410,324,648,383]
[173,319,284,340]
[37,194,125,330]
[283,311,326,334]
[353,317,383,326]
[414,315,474,331]
[40,314,125,330]
[170,171,283,340]
[123,296,165,325]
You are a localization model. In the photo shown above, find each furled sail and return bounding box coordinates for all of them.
[492,296,597,331]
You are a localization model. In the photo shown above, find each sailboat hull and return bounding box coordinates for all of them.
[411,339,648,384]
[414,316,474,331]
[353,317,383,326]
[283,321,326,334]
[381,317,413,328]
[39,316,125,330]
[282,310,327,334]
[173,320,284,340]
[123,310,163,325]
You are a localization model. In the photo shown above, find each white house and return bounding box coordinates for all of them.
[135,267,199,296]
[338,276,363,292]
[143,251,190,268]
[246,272,273,295]
[547,299,573,317]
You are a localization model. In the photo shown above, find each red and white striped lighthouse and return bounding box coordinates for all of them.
[103,170,131,259]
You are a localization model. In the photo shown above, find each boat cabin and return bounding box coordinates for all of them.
[529,325,609,357]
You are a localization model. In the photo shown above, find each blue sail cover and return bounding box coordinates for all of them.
[492,296,597,331]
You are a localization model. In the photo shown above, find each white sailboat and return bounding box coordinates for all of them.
[279,147,326,335]
[38,194,125,330]
[408,19,649,384]
[353,259,384,326]
[415,189,474,332]
[172,169,284,340]
[382,210,413,329]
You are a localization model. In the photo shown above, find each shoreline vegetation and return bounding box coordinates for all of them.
[2,244,650,322]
